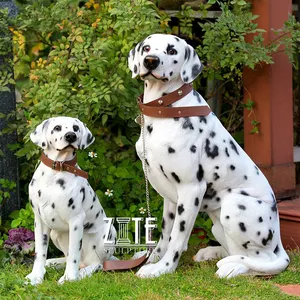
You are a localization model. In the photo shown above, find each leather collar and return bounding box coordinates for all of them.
[40,152,88,179]
[138,84,211,118]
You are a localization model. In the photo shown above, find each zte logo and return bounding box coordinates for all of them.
[104,217,157,246]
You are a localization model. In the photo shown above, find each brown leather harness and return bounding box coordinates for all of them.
[138,84,211,118]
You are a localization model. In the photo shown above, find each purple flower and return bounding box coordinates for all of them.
[4,228,34,248]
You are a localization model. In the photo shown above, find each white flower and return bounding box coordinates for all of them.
[105,189,113,197]
[88,151,97,158]
[139,207,146,215]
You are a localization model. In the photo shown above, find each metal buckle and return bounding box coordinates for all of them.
[52,161,64,171]
[59,161,64,171]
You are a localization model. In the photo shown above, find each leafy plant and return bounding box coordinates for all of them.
[4,0,170,243]
[0,8,15,92]
[0,178,16,206]
[9,203,34,231]
[3,227,35,265]
[180,1,300,135]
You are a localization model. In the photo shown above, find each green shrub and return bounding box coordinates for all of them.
[8,0,172,242]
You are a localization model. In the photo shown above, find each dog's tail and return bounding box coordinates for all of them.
[217,244,289,276]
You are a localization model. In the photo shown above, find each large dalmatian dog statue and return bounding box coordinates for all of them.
[128,34,289,278]
[26,117,116,285]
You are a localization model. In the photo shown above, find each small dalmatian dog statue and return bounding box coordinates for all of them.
[26,117,116,285]
[128,34,289,278]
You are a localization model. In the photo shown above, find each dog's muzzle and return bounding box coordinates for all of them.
[144,55,160,71]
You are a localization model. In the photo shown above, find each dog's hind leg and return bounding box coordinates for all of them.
[193,209,229,262]
[147,198,176,263]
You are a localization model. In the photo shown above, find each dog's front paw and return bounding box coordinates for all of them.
[193,246,227,262]
[25,272,45,285]
[58,272,78,284]
[136,260,176,278]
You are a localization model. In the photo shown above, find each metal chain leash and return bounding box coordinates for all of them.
[140,114,153,245]
[140,114,151,219]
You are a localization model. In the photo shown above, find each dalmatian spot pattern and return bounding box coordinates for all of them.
[240,191,249,196]
[178,204,184,215]
[171,172,181,183]
[160,165,168,179]
[68,198,74,207]
[204,183,217,199]
[182,117,194,130]
[262,230,273,246]
[43,234,48,246]
[199,117,207,124]
[179,221,186,232]
[173,251,179,262]
[197,165,204,182]
[225,148,230,157]
[190,145,197,153]
[80,187,85,202]
[213,173,220,181]
[238,204,246,210]
[56,178,66,190]
[242,241,250,249]
[230,140,239,155]
[193,90,202,103]
[168,147,176,154]
[239,222,247,232]
[205,139,219,159]
[147,125,153,134]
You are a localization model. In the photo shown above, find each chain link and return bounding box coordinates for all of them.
[141,114,151,218]
[140,114,153,245]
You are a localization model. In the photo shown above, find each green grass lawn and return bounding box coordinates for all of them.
[1,247,300,300]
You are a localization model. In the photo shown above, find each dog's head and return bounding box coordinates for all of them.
[128,34,202,84]
[30,117,95,152]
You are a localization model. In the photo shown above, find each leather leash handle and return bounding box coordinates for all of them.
[103,253,148,272]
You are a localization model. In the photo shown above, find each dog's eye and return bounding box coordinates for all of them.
[168,49,177,55]
[54,125,62,131]
[73,125,79,132]
[142,45,150,53]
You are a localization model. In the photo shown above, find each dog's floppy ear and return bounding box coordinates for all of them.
[180,44,203,84]
[128,42,142,78]
[30,119,51,149]
[79,121,95,150]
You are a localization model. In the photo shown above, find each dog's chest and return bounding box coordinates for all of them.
[29,165,99,231]
[136,116,206,200]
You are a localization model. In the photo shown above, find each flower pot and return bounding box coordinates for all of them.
[278,198,300,250]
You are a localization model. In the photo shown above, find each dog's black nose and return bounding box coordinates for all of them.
[65,132,77,143]
[144,55,160,70]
